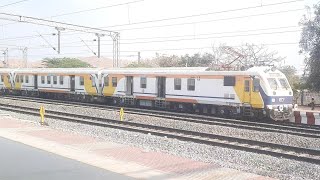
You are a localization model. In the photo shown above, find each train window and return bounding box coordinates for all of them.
[174,78,181,90]
[20,75,24,83]
[80,76,84,86]
[104,76,109,86]
[16,76,20,82]
[253,79,260,92]
[267,78,278,90]
[91,76,96,87]
[25,75,29,83]
[224,76,235,86]
[279,78,289,89]
[47,76,51,84]
[60,76,64,85]
[140,77,147,88]
[41,76,45,84]
[187,78,195,91]
[112,77,117,87]
[244,80,250,92]
[53,76,57,84]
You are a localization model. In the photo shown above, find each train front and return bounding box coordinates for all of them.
[248,67,294,121]
[258,67,294,121]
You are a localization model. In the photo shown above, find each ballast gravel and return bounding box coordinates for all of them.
[1,98,320,149]
[0,108,320,179]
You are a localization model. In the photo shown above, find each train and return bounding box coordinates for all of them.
[0,66,293,121]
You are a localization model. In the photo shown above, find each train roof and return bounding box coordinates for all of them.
[0,66,285,77]
[1,68,102,74]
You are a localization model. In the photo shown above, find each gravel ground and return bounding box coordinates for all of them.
[1,98,320,149]
[0,109,319,180]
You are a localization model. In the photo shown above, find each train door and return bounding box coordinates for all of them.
[157,77,166,98]
[126,76,133,95]
[70,75,75,92]
[243,78,251,104]
[34,75,38,89]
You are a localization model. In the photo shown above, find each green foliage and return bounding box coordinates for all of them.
[179,53,213,67]
[300,4,320,91]
[126,61,153,68]
[42,57,92,68]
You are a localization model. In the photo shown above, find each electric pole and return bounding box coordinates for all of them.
[22,47,27,68]
[95,33,105,58]
[138,51,141,64]
[54,27,65,54]
[2,48,8,67]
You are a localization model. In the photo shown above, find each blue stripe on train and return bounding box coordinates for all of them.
[259,86,293,105]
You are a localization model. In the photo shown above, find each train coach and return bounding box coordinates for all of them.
[0,68,102,101]
[0,66,293,121]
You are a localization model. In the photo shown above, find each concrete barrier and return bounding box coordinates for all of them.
[290,111,320,125]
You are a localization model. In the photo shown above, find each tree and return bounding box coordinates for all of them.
[42,57,92,68]
[179,53,214,67]
[299,4,320,91]
[126,61,154,68]
[155,54,182,67]
[212,44,285,70]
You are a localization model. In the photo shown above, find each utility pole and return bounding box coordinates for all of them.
[22,47,27,68]
[2,48,8,67]
[54,27,65,54]
[138,51,141,64]
[95,33,105,58]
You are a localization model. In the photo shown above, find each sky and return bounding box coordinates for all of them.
[0,0,318,71]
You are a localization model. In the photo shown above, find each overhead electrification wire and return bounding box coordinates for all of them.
[24,41,302,57]
[51,0,144,18]
[111,9,304,32]
[97,0,304,28]
[57,25,300,45]
[0,0,30,8]
[60,8,303,36]
[0,1,303,41]
[23,28,301,50]
[0,0,143,26]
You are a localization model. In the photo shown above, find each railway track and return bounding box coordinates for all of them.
[0,102,319,165]
[1,95,319,139]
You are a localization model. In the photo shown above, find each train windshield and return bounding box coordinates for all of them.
[267,78,278,90]
[278,78,290,89]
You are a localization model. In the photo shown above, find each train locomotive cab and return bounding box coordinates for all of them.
[249,67,293,121]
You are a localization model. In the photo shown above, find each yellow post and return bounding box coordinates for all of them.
[119,107,124,121]
[39,105,45,125]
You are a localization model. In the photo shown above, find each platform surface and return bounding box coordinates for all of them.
[0,115,275,180]
[0,137,130,180]
[296,105,320,113]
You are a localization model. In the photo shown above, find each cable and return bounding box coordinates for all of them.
[95,25,301,42]
[0,7,303,42]
[112,8,304,32]
[31,29,301,49]
[0,0,29,8]
[0,0,143,26]
[60,8,303,36]
[23,41,301,58]
[51,0,144,18]
[96,0,304,28]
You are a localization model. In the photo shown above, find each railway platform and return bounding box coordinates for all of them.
[0,114,275,180]
[291,106,320,125]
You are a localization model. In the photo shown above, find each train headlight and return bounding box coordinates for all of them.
[272,98,276,103]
